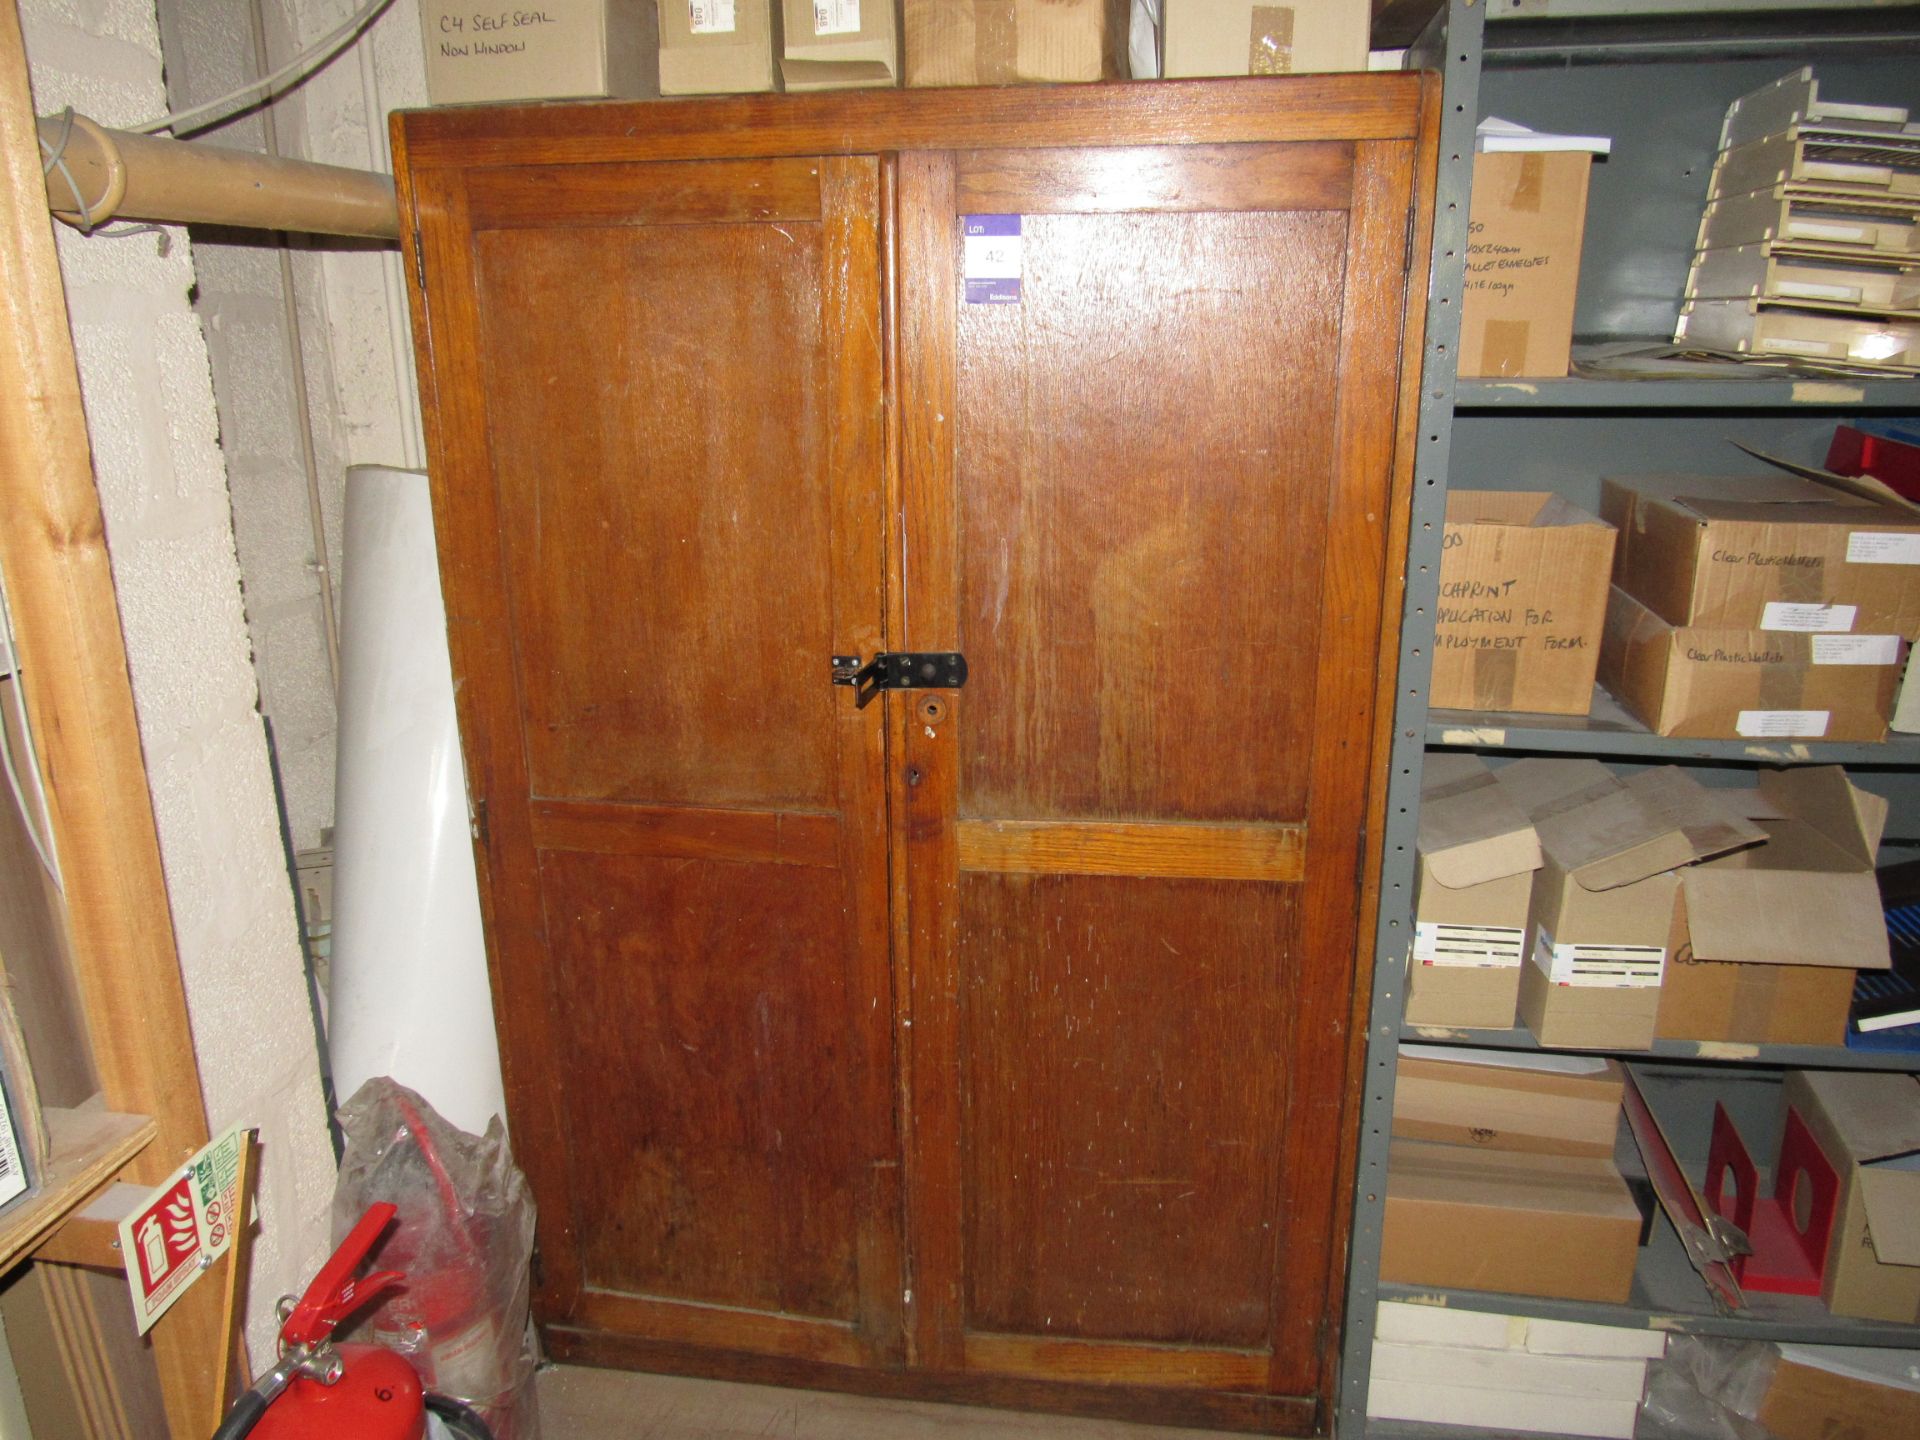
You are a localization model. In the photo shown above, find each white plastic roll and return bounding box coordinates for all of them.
[328,465,505,1135]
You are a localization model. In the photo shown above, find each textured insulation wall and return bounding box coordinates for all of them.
[19,0,336,1368]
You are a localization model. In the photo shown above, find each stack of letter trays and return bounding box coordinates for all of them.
[1676,68,1920,372]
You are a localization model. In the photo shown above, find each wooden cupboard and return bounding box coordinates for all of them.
[394,77,1437,1434]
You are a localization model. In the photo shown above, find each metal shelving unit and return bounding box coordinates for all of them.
[1337,2,1920,1435]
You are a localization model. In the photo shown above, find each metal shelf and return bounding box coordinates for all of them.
[1457,348,1920,411]
[1381,1211,1920,1348]
[1397,1023,1920,1072]
[1428,686,1920,767]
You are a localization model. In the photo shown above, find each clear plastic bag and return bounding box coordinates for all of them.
[1638,1336,1781,1440]
[333,1078,540,1440]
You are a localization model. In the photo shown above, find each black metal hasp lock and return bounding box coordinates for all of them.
[831,653,969,709]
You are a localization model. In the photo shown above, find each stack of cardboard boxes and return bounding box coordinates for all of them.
[1368,1301,1665,1439]
[417,0,1383,102]
[1675,68,1920,371]
[1410,755,1892,1048]
[1382,1068,1920,1326]
[1598,471,1920,741]
[1381,1048,1643,1305]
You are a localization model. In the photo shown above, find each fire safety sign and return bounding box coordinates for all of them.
[117,1123,249,1334]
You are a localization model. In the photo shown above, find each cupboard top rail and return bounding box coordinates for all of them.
[393,74,1434,174]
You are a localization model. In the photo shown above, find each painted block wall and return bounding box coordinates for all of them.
[20,0,336,1367]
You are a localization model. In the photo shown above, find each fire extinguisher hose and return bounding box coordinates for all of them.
[208,1389,273,1440]
[424,1391,497,1438]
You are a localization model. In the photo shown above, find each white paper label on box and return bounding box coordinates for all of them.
[1735,708,1831,737]
[813,0,859,35]
[962,215,1021,304]
[689,0,735,33]
[1847,531,1920,565]
[1413,921,1525,968]
[1812,634,1902,666]
[1532,931,1665,989]
[1761,601,1857,633]
[0,1092,24,1208]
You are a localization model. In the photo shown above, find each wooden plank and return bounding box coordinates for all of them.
[819,153,907,1363]
[893,148,965,1375]
[0,2,223,1429]
[530,799,840,869]
[1265,131,1428,1405]
[963,1334,1271,1391]
[402,158,589,1321]
[466,155,824,230]
[955,819,1306,882]
[33,1181,144,1269]
[954,143,1355,215]
[1318,74,1443,1422]
[0,1109,152,1274]
[398,76,1428,172]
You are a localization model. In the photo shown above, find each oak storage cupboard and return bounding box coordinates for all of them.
[394,78,1438,1434]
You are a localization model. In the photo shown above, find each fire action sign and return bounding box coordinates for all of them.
[117,1123,249,1334]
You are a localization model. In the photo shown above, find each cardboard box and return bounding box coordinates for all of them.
[1432,492,1617,715]
[1368,1340,1647,1438]
[1679,766,1891,972]
[1459,151,1594,378]
[1408,754,1542,1028]
[1380,1138,1642,1303]
[781,0,899,88]
[1783,1071,1920,1322]
[1600,586,1900,742]
[1656,947,1855,1046]
[422,0,658,105]
[1755,1344,1920,1440]
[1496,759,1765,1050]
[1160,0,1370,78]
[1393,1046,1624,1157]
[1600,473,1920,636]
[1374,1300,1667,1359]
[659,0,780,93]
[903,0,1128,85]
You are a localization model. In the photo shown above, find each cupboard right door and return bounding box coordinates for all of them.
[894,137,1424,1432]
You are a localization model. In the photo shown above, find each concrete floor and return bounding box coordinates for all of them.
[535,1366,1234,1439]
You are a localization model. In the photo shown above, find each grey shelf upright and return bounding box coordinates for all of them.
[1337,2,1920,1436]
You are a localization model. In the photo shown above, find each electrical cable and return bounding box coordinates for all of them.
[37,106,95,231]
[0,570,64,891]
[131,0,396,138]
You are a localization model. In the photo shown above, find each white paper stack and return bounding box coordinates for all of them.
[1367,1301,1664,1438]
[1675,68,1920,371]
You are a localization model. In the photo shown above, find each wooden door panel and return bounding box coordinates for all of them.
[959,873,1298,1348]
[417,154,902,1365]
[953,207,1343,824]
[544,849,860,1318]
[474,220,834,810]
[898,136,1422,1418]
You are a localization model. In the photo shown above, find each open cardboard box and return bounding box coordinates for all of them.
[1660,768,1890,1045]
[1409,755,1543,1029]
[1784,1070,1920,1323]
[1496,759,1765,1050]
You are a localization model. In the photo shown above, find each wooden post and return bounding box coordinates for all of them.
[0,0,229,1433]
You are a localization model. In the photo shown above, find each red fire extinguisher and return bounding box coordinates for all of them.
[210,1203,495,1440]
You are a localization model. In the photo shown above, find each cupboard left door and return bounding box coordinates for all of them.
[405,154,905,1371]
